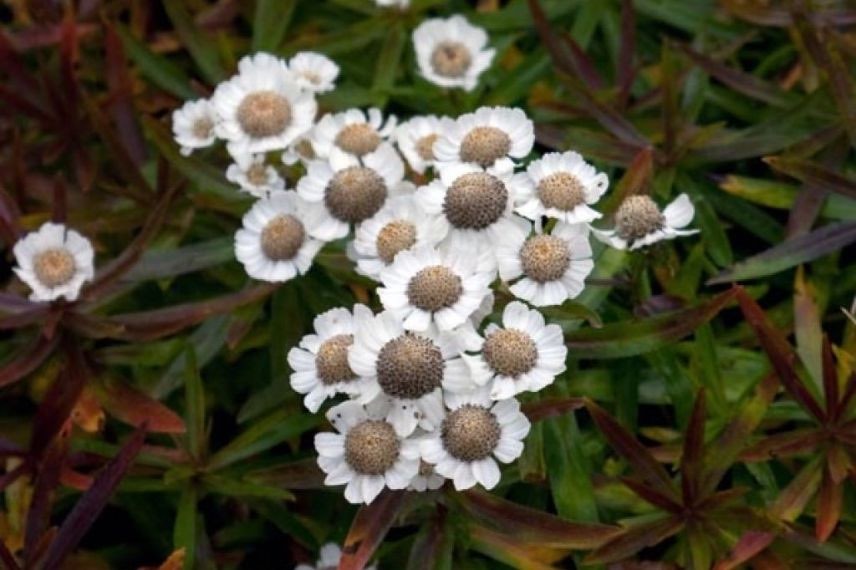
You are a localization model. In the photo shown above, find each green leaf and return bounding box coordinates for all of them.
[116,25,197,100]
[184,346,206,462]
[174,486,198,570]
[252,0,298,53]
[372,22,406,103]
[123,238,234,282]
[162,1,226,85]
[207,410,318,470]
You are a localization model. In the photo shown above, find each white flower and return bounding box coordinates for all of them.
[409,457,446,491]
[315,400,420,504]
[376,0,409,8]
[377,245,494,333]
[421,387,530,490]
[516,151,608,224]
[172,99,217,156]
[295,543,377,570]
[288,307,373,413]
[417,161,530,260]
[281,135,317,166]
[348,305,472,436]
[412,15,495,92]
[593,194,699,250]
[288,52,339,93]
[225,154,285,197]
[13,222,95,303]
[311,108,398,163]
[496,222,594,307]
[434,107,534,170]
[297,144,405,240]
[351,196,447,280]
[212,52,317,158]
[462,301,566,400]
[395,115,454,174]
[234,190,324,282]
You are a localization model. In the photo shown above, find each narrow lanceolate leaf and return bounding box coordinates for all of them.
[585,400,679,500]
[116,25,197,100]
[565,288,737,359]
[339,491,408,570]
[770,455,824,521]
[522,397,585,422]
[162,1,225,85]
[713,530,776,570]
[585,515,685,564]
[97,381,185,434]
[816,468,842,542]
[39,425,146,570]
[681,390,706,504]
[252,0,297,52]
[0,333,59,388]
[469,524,565,570]
[708,221,856,284]
[764,156,856,200]
[457,490,621,549]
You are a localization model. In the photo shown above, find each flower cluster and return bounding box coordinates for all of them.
[161,17,699,507]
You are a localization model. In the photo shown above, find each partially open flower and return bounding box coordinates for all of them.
[377,245,494,332]
[348,306,472,436]
[434,107,534,170]
[212,52,317,158]
[234,190,324,282]
[412,15,495,92]
[13,222,95,302]
[225,154,286,197]
[288,307,372,413]
[315,400,420,504]
[420,387,529,490]
[516,151,608,224]
[288,51,339,93]
[351,196,447,280]
[297,145,405,240]
[172,99,218,156]
[496,222,594,307]
[462,301,567,400]
[409,457,446,491]
[395,115,454,174]
[312,108,397,163]
[593,193,698,250]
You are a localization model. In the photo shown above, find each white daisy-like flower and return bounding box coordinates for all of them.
[297,145,405,240]
[412,15,495,92]
[395,115,454,174]
[434,107,534,170]
[377,245,494,333]
[516,151,608,224]
[409,458,446,492]
[13,222,95,303]
[211,52,317,158]
[315,400,420,504]
[348,305,472,436]
[351,196,447,280]
[281,135,317,166]
[234,190,324,282]
[417,161,530,259]
[462,301,567,400]
[311,108,397,163]
[288,307,372,413]
[496,222,594,307]
[172,99,217,156]
[225,154,286,197]
[593,194,699,250]
[421,387,530,491]
[376,0,409,8]
[288,52,339,93]
[296,543,377,570]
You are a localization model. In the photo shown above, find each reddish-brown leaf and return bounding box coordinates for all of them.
[815,468,842,542]
[585,516,684,564]
[339,490,408,570]
[522,397,585,422]
[681,389,706,504]
[713,530,776,570]
[620,477,682,513]
[98,382,185,434]
[0,333,58,388]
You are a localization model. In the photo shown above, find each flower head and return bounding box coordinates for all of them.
[434,107,534,170]
[395,115,454,174]
[288,51,339,93]
[311,108,397,163]
[412,15,495,91]
[225,154,286,197]
[594,193,698,250]
[172,99,218,156]
[13,222,95,302]
[516,151,608,224]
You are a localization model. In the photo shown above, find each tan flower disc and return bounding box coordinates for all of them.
[335,123,382,157]
[261,215,305,261]
[441,405,500,462]
[376,220,417,263]
[416,134,439,161]
[246,162,269,186]
[430,41,472,78]
[519,234,570,283]
[537,172,586,211]
[192,117,214,139]
[406,265,463,312]
[316,334,357,385]
[615,195,665,241]
[236,90,292,138]
[325,166,388,224]
[376,333,444,399]
[344,420,400,475]
[482,328,537,377]
[443,172,508,230]
[459,126,511,167]
[34,248,76,288]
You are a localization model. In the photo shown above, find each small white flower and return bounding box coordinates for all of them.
[496,222,594,307]
[462,301,567,400]
[225,154,285,197]
[421,387,530,490]
[412,15,495,92]
[172,99,217,156]
[234,190,324,282]
[297,145,405,240]
[315,400,420,504]
[409,457,446,492]
[288,52,339,93]
[377,245,494,333]
[295,543,377,570]
[376,0,409,8]
[348,305,472,436]
[212,52,317,158]
[395,115,454,174]
[288,307,373,413]
[282,135,317,166]
[434,107,534,170]
[593,194,698,250]
[311,108,398,163]
[13,222,95,303]
[516,151,608,224]
[351,196,447,280]
[417,161,530,260]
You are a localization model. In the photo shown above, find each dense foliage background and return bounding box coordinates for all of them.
[1,0,855,568]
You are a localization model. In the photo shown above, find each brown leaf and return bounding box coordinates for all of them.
[339,490,407,570]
